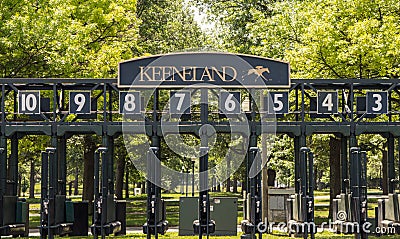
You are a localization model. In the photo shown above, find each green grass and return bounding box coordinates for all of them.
[25,190,388,230]
[13,232,400,239]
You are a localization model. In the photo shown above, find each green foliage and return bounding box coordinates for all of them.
[195,0,400,186]
[0,0,138,78]
[136,0,209,54]
[284,0,400,78]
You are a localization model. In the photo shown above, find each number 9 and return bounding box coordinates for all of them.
[74,93,86,112]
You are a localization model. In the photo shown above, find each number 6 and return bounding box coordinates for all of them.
[225,94,236,112]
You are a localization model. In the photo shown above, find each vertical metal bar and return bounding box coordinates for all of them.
[341,136,348,193]
[57,137,66,195]
[108,85,113,122]
[10,134,18,196]
[0,84,4,232]
[192,161,195,197]
[146,149,152,239]
[103,83,107,122]
[388,135,395,193]
[294,137,300,193]
[40,151,48,239]
[308,151,315,239]
[0,146,6,237]
[300,147,308,239]
[93,151,100,239]
[0,85,5,234]
[350,147,361,239]
[47,147,56,239]
[153,88,161,239]
[199,146,209,239]
[101,149,108,239]
[108,137,115,195]
[360,151,368,239]
[301,83,305,122]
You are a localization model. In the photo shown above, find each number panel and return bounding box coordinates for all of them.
[18,91,41,114]
[366,91,388,114]
[69,91,91,114]
[119,91,141,114]
[170,91,191,114]
[219,92,241,114]
[317,91,338,114]
[265,92,289,114]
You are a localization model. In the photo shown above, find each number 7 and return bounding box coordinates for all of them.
[174,93,186,111]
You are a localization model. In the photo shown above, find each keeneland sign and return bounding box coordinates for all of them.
[118,52,290,88]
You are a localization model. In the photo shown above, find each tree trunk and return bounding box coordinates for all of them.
[329,136,341,219]
[382,150,388,195]
[74,164,79,195]
[29,160,35,199]
[83,135,96,208]
[232,179,238,193]
[226,177,231,192]
[141,181,146,194]
[242,178,247,193]
[125,166,129,199]
[115,155,125,199]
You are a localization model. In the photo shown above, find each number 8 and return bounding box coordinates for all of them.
[124,94,136,111]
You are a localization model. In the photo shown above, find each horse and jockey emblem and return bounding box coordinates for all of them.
[243,66,271,82]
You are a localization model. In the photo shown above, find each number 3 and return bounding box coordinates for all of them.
[372,93,382,112]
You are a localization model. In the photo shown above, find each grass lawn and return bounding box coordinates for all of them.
[24,189,389,238]
[13,232,400,239]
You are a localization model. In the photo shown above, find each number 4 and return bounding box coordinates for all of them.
[322,93,333,111]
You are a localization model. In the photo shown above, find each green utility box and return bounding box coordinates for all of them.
[16,201,27,223]
[65,200,75,223]
[179,197,238,236]
[1,196,28,237]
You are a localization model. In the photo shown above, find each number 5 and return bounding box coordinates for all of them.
[273,93,284,112]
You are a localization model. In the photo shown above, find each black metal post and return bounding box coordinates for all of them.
[57,137,67,195]
[40,151,48,239]
[185,168,189,197]
[294,136,300,193]
[9,134,18,196]
[0,146,6,238]
[93,150,100,239]
[341,136,348,193]
[307,149,315,239]
[93,147,108,239]
[101,148,108,239]
[192,159,195,197]
[198,146,211,239]
[350,147,368,239]
[40,147,56,239]
[387,135,395,193]
[299,147,308,239]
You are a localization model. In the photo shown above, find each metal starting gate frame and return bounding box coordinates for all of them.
[0,53,400,239]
